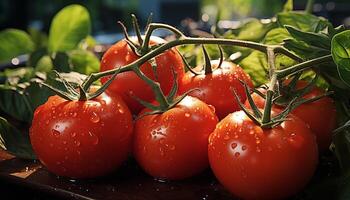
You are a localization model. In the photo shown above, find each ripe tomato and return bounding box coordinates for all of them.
[245,80,337,151]
[30,92,133,178]
[100,36,185,114]
[178,60,253,119]
[133,96,218,180]
[208,110,318,200]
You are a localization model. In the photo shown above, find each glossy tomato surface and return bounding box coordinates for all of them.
[179,60,253,119]
[30,92,133,178]
[245,80,337,151]
[100,36,185,114]
[133,96,218,180]
[208,110,318,200]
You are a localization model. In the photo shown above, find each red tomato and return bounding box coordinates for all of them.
[208,110,318,200]
[245,80,337,151]
[133,96,218,180]
[100,36,185,114]
[178,60,253,119]
[30,92,133,178]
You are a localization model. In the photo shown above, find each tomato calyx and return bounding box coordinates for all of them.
[40,69,120,101]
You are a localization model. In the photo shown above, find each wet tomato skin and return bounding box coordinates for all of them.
[30,92,133,178]
[178,60,253,119]
[100,36,185,114]
[208,110,318,200]
[245,80,337,151]
[133,96,218,180]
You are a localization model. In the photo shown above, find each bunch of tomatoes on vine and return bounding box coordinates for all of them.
[29,12,348,199]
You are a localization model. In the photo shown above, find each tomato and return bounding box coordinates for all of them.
[133,96,218,180]
[178,60,253,119]
[245,80,337,151]
[29,92,133,178]
[100,36,185,114]
[208,110,318,200]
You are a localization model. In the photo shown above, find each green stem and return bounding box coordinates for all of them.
[261,48,277,125]
[132,67,169,110]
[305,0,315,13]
[276,54,333,79]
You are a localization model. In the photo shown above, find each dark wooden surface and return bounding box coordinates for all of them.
[0,150,234,200]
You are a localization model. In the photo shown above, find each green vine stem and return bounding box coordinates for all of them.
[276,54,333,79]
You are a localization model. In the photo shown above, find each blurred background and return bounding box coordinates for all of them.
[1,0,349,44]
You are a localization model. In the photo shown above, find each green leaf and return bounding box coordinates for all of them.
[285,25,331,49]
[69,50,100,74]
[284,38,330,60]
[331,30,350,87]
[51,52,71,72]
[0,29,35,63]
[235,19,276,42]
[48,4,91,52]
[28,28,48,50]
[0,117,36,159]
[264,28,291,45]
[282,0,293,12]
[35,55,53,72]
[239,51,268,86]
[277,11,330,33]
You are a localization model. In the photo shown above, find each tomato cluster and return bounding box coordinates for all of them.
[29,36,336,199]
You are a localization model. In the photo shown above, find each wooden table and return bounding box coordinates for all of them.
[0,150,233,200]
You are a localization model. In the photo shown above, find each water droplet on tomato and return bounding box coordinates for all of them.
[74,141,81,147]
[72,112,77,117]
[169,145,175,150]
[77,150,81,155]
[224,135,230,140]
[256,147,262,153]
[249,130,254,135]
[234,152,240,157]
[45,120,50,125]
[184,113,191,117]
[208,105,215,113]
[118,108,124,114]
[52,129,60,137]
[241,145,247,151]
[88,131,99,145]
[231,143,237,149]
[71,132,77,138]
[63,141,67,145]
[90,112,100,123]
[256,139,261,144]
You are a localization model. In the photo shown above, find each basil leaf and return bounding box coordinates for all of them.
[264,28,291,45]
[239,51,268,86]
[0,117,36,159]
[285,25,331,49]
[51,52,71,72]
[282,0,293,12]
[331,30,350,87]
[69,50,100,74]
[0,29,34,63]
[277,11,330,33]
[48,4,91,53]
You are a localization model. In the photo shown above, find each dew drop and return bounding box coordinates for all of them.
[224,135,230,140]
[90,112,100,123]
[52,129,60,137]
[231,143,237,149]
[74,141,81,147]
[77,150,81,155]
[62,141,67,145]
[184,113,191,117]
[256,140,261,144]
[169,145,175,150]
[72,112,77,117]
[45,120,50,125]
[256,147,262,153]
[249,130,254,135]
[241,145,247,151]
[71,132,77,138]
[234,152,240,157]
[118,108,125,114]
[208,105,216,113]
[88,131,99,145]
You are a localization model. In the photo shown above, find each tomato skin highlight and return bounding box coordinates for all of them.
[100,36,185,114]
[133,96,218,180]
[245,80,337,151]
[30,92,133,178]
[178,60,253,119]
[208,110,318,200]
